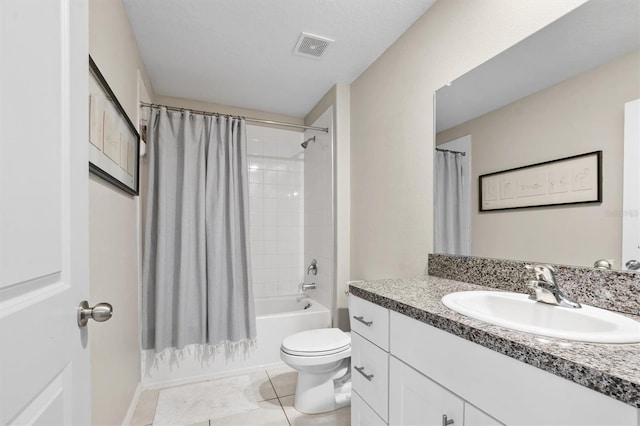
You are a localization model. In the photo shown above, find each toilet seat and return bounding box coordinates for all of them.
[281,328,350,357]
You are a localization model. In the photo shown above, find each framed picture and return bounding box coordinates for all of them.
[479,151,602,212]
[89,56,140,196]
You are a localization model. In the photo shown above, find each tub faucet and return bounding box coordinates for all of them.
[526,264,581,308]
[300,282,316,291]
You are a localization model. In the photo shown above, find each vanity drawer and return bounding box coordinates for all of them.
[352,390,387,426]
[351,331,389,422]
[350,295,389,350]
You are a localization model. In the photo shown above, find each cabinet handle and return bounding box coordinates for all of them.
[442,414,454,426]
[354,365,374,381]
[353,315,373,326]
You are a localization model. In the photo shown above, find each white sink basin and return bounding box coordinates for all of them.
[441,291,640,344]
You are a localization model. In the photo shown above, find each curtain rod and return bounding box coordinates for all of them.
[436,148,466,156]
[140,102,328,133]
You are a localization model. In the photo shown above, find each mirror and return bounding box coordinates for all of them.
[434,0,640,270]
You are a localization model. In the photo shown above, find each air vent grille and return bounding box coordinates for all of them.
[294,32,334,59]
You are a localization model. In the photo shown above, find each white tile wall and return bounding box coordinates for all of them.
[247,125,304,297]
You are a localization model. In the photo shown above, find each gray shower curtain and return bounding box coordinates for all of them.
[142,106,256,352]
[434,150,466,255]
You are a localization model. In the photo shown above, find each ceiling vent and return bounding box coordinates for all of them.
[293,32,334,59]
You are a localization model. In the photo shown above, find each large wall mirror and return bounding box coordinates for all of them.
[434,0,640,271]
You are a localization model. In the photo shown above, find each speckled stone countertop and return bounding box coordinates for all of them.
[349,276,640,408]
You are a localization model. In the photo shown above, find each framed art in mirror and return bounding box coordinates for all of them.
[479,151,602,212]
[88,56,140,196]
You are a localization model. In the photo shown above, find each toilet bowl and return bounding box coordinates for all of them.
[280,328,352,414]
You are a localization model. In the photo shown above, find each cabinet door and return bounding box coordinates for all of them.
[352,391,387,426]
[465,403,504,426]
[389,356,464,426]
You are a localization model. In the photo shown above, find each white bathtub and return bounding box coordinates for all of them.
[256,295,321,316]
[142,296,331,387]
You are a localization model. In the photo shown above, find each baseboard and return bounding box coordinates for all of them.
[121,382,143,426]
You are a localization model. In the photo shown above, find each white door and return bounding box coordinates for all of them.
[0,1,91,424]
[623,99,640,271]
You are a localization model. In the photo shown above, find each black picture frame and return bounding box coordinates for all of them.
[88,56,140,196]
[479,150,602,212]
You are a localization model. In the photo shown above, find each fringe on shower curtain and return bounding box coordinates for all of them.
[142,106,256,353]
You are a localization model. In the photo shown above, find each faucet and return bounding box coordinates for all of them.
[300,282,316,291]
[593,259,613,270]
[307,259,318,276]
[525,264,581,309]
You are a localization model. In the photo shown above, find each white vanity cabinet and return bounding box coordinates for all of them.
[389,310,639,426]
[350,294,639,426]
[350,296,390,425]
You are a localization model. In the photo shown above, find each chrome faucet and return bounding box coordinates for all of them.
[525,264,581,309]
[307,259,318,276]
[300,282,316,291]
[593,259,613,270]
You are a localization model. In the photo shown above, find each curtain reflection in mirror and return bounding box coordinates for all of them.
[435,150,469,255]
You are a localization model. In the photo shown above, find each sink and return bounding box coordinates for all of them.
[441,291,640,344]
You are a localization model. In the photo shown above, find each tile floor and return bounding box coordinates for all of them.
[130,364,350,426]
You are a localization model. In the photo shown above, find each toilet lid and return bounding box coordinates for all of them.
[281,328,350,357]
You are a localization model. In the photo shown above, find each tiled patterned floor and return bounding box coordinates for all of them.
[130,364,350,426]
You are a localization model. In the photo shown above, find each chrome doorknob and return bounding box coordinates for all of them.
[77,301,113,327]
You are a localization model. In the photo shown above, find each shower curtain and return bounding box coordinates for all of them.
[434,150,467,255]
[142,106,256,352]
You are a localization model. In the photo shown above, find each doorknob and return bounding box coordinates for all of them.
[77,301,113,327]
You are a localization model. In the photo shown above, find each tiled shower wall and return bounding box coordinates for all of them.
[246,125,304,298]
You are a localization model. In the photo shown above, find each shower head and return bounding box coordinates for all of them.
[301,136,316,149]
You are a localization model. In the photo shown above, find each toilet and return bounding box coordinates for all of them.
[280,327,352,414]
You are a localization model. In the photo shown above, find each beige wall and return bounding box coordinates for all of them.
[349,0,587,280]
[437,50,640,268]
[88,0,154,424]
[305,84,351,329]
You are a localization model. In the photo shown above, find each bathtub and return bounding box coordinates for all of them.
[142,295,331,387]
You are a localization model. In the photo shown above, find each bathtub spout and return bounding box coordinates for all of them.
[300,282,316,291]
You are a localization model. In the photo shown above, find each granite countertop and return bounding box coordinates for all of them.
[349,276,640,408]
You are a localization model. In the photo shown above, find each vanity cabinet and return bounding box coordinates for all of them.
[350,294,639,426]
[350,296,390,425]
[389,310,638,426]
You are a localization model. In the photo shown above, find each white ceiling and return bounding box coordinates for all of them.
[123,0,436,118]
[436,0,640,132]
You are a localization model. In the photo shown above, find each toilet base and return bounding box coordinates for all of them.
[291,359,351,414]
